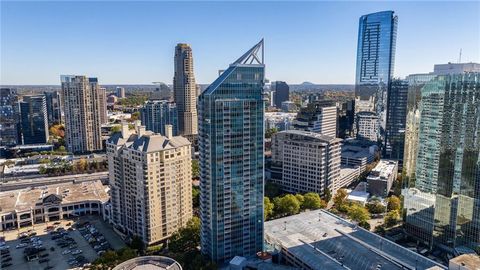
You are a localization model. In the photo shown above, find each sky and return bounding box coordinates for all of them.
[1,1,479,85]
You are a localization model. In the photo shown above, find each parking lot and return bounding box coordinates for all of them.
[0,216,125,270]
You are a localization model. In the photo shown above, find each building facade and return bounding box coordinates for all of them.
[199,40,265,262]
[272,81,289,108]
[271,130,341,195]
[19,95,49,144]
[293,100,337,138]
[115,86,126,98]
[107,124,192,245]
[173,43,198,141]
[403,72,480,253]
[61,75,103,154]
[99,87,108,124]
[141,100,178,136]
[44,91,62,124]
[355,11,397,145]
[0,88,20,146]
[366,159,398,197]
[384,79,408,161]
[355,111,378,142]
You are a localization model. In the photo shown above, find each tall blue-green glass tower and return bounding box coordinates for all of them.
[199,40,265,262]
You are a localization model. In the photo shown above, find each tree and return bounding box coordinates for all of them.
[111,125,122,133]
[76,158,88,172]
[168,217,200,253]
[265,127,278,139]
[324,188,332,202]
[366,201,386,214]
[333,189,348,209]
[91,247,137,270]
[273,194,300,217]
[129,235,145,252]
[264,197,274,220]
[131,111,140,121]
[295,194,304,207]
[384,210,400,227]
[192,160,200,179]
[347,204,370,223]
[358,220,371,230]
[302,193,326,210]
[192,186,200,208]
[387,195,401,211]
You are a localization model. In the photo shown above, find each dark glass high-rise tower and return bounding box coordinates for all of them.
[355,11,397,145]
[0,88,20,146]
[140,100,178,136]
[272,81,289,108]
[384,79,408,161]
[199,40,265,262]
[403,72,480,253]
[20,95,49,144]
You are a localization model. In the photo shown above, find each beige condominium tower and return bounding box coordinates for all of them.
[61,75,103,154]
[106,123,193,244]
[173,43,198,143]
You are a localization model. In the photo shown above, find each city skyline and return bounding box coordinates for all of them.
[1,1,479,85]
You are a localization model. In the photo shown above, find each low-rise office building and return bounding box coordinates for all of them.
[341,141,377,173]
[367,160,398,197]
[0,180,109,231]
[271,130,341,196]
[264,209,446,270]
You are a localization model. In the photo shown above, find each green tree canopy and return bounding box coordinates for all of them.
[384,210,401,227]
[333,189,348,209]
[192,160,200,179]
[366,201,386,214]
[192,186,200,208]
[347,203,370,223]
[265,127,279,139]
[274,194,300,217]
[264,197,274,220]
[302,193,326,210]
[168,217,200,253]
[324,188,332,202]
[387,195,401,211]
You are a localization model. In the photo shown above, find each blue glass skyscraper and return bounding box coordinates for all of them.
[355,11,397,146]
[199,40,265,262]
[20,95,49,144]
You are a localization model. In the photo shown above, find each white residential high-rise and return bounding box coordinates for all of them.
[106,123,192,244]
[271,130,341,195]
[99,87,108,124]
[355,111,378,142]
[311,105,337,137]
[173,43,198,142]
[61,75,102,154]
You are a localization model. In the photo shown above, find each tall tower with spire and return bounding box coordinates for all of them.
[173,43,198,143]
[199,40,265,262]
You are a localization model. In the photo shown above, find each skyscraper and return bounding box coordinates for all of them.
[140,100,178,136]
[44,91,62,125]
[355,111,378,142]
[61,75,103,154]
[403,72,480,253]
[0,88,20,146]
[115,86,126,98]
[355,11,397,145]
[98,87,108,124]
[20,95,49,144]
[272,81,289,108]
[174,43,198,142]
[199,40,265,262]
[107,123,192,244]
[384,79,408,161]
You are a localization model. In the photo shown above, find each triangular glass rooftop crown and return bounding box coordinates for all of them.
[232,39,264,65]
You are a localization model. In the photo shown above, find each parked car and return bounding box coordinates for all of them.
[1,263,12,268]
[40,253,49,258]
[71,249,82,255]
[39,258,50,263]
[16,243,28,249]
[62,249,71,255]
[97,250,106,256]
[2,257,12,262]
[44,267,53,270]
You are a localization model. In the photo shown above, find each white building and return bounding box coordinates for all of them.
[106,123,192,245]
[367,160,398,197]
[264,112,296,131]
[0,180,109,231]
[271,130,341,196]
[311,105,337,138]
[355,111,378,142]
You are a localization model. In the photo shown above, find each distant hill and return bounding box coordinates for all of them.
[289,84,354,92]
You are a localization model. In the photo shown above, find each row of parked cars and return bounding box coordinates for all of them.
[78,222,111,256]
[52,227,88,267]
[0,243,13,268]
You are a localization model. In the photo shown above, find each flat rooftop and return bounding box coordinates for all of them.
[367,160,397,181]
[112,256,182,270]
[0,180,109,214]
[341,144,373,159]
[264,209,446,270]
[449,254,480,270]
